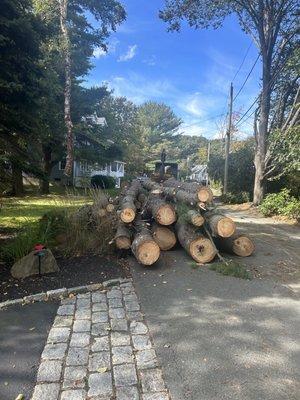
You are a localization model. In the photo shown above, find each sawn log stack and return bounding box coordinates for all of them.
[115,178,254,265]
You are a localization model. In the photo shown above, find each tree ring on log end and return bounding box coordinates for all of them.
[121,208,135,223]
[233,236,255,256]
[153,226,176,250]
[137,240,160,265]
[155,205,176,225]
[217,217,236,237]
[197,187,213,202]
[189,237,216,263]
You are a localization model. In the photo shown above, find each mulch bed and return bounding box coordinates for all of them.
[0,254,131,302]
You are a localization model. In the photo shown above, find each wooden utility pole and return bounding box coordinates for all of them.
[223,83,233,194]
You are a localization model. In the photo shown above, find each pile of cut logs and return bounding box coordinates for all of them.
[115,178,254,266]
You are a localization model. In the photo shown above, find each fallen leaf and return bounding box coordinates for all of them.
[97,367,108,373]
[4,382,8,386]
[162,281,167,284]
[164,343,171,348]
[29,327,35,331]
[15,395,24,400]
[186,288,192,291]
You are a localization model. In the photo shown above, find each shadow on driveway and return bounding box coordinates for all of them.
[132,250,300,400]
[0,301,58,400]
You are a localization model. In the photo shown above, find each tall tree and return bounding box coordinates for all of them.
[35,0,126,176]
[0,0,44,195]
[160,0,298,204]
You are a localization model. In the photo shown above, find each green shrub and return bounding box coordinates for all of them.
[221,191,250,204]
[259,189,300,220]
[91,175,116,189]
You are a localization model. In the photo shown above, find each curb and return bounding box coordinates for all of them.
[0,277,132,310]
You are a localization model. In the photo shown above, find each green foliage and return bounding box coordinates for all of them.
[208,138,255,196]
[221,191,250,204]
[259,189,300,220]
[209,261,252,280]
[91,175,116,189]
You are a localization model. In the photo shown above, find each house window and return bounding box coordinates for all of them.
[58,160,66,170]
[80,161,90,172]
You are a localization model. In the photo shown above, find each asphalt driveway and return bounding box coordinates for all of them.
[0,301,58,400]
[132,250,300,400]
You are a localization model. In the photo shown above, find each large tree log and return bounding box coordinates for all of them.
[186,210,204,227]
[147,195,176,225]
[163,178,213,203]
[131,218,160,265]
[216,234,255,257]
[206,213,236,238]
[151,223,176,251]
[115,222,132,250]
[175,221,216,263]
[120,180,141,223]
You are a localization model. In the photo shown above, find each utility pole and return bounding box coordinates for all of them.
[223,82,233,194]
[207,141,211,162]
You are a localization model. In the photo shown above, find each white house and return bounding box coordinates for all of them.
[51,116,125,188]
[189,164,209,185]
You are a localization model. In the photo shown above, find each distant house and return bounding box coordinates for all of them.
[50,116,125,188]
[189,164,209,185]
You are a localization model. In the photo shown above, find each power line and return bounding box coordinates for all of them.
[233,53,260,103]
[181,113,226,129]
[232,42,253,82]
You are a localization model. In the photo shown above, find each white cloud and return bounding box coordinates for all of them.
[93,38,119,59]
[118,45,137,62]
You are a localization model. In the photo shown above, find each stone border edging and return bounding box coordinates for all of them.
[0,277,132,310]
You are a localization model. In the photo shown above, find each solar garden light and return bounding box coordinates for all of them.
[34,244,46,276]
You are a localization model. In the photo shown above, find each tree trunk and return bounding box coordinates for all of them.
[186,209,204,227]
[175,221,216,263]
[253,56,271,205]
[151,223,176,250]
[215,234,255,257]
[11,161,24,196]
[163,178,213,202]
[147,195,176,225]
[119,180,141,223]
[115,222,132,249]
[131,218,160,265]
[59,0,73,177]
[40,145,52,195]
[206,213,236,238]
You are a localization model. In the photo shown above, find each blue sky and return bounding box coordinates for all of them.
[86,0,261,139]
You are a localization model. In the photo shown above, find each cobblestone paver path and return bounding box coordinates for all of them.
[31,280,170,400]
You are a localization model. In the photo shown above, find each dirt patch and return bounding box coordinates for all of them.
[0,254,130,302]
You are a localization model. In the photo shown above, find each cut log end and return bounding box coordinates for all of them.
[136,240,160,265]
[155,205,176,226]
[120,208,135,223]
[217,217,236,238]
[116,236,131,250]
[190,214,204,227]
[189,237,217,263]
[233,236,255,257]
[98,209,107,217]
[152,225,176,251]
[106,203,115,213]
[197,187,213,203]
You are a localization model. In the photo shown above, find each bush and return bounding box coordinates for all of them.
[259,189,300,220]
[221,191,250,204]
[91,175,116,189]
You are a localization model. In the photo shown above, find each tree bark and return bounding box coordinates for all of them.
[253,54,272,205]
[186,209,204,227]
[115,222,132,249]
[119,180,141,223]
[175,221,216,263]
[147,195,176,226]
[215,234,255,257]
[11,161,24,196]
[151,223,176,250]
[59,0,73,177]
[163,178,213,202]
[131,217,160,265]
[206,213,236,238]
